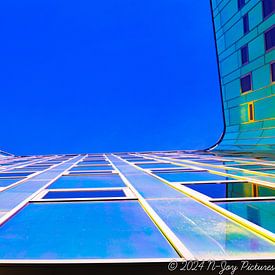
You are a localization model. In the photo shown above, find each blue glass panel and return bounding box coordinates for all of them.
[195,160,227,165]
[0,202,178,259]
[217,200,275,233]
[138,163,180,169]
[70,166,112,171]
[238,0,245,10]
[150,199,275,259]
[155,171,237,182]
[0,172,32,178]
[243,13,249,34]
[151,168,198,173]
[43,190,126,199]
[49,175,126,189]
[265,26,275,51]
[126,159,153,162]
[9,168,44,172]
[0,178,21,187]
[240,74,252,93]
[79,161,109,165]
[241,45,249,65]
[108,155,185,199]
[69,171,114,175]
[263,0,275,19]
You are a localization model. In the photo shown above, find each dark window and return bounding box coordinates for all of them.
[241,45,249,64]
[240,74,252,93]
[243,13,249,34]
[238,0,245,10]
[265,26,275,51]
[262,0,275,19]
[248,103,254,121]
[271,62,275,82]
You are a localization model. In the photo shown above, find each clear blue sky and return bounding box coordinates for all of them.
[0,0,223,155]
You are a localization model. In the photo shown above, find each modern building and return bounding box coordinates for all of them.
[211,0,275,151]
[0,0,274,272]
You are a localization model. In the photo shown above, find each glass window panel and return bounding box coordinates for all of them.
[226,164,275,170]
[238,0,245,10]
[69,171,114,175]
[265,26,275,51]
[79,161,109,165]
[70,166,112,171]
[151,168,198,173]
[43,190,126,199]
[0,172,31,178]
[150,199,275,259]
[138,163,180,169]
[263,0,275,19]
[49,175,126,189]
[156,171,238,183]
[240,74,252,93]
[9,168,44,172]
[195,160,227,165]
[243,13,249,34]
[241,44,249,65]
[125,158,149,162]
[271,62,275,82]
[0,178,21,187]
[216,200,275,233]
[258,185,275,196]
[184,182,275,198]
[0,201,178,259]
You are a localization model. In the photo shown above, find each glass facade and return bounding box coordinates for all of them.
[0,151,274,262]
[212,0,275,151]
[0,0,274,265]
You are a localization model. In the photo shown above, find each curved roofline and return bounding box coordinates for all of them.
[205,0,226,151]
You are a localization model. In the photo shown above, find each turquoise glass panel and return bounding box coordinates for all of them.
[227,164,275,170]
[217,200,275,233]
[0,201,178,259]
[49,175,126,189]
[258,185,275,196]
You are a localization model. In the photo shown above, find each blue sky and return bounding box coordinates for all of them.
[0,0,223,155]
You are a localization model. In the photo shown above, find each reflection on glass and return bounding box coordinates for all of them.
[70,166,112,171]
[43,189,126,199]
[156,171,238,183]
[150,199,275,259]
[49,175,126,189]
[0,201,178,259]
[217,200,275,233]
[0,178,20,187]
[184,182,275,198]
[138,163,180,169]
